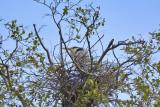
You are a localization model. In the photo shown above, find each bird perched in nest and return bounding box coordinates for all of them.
[62,46,91,72]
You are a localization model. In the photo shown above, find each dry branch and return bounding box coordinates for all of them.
[33,24,53,65]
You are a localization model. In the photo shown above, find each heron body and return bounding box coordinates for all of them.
[63,47,91,72]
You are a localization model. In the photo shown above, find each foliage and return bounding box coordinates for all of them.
[0,0,160,107]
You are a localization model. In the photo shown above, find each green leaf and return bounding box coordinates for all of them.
[146,66,150,70]
[145,74,149,80]
[76,35,80,39]
[76,29,79,32]
[93,89,97,94]
[63,6,68,15]
[16,62,21,66]
[101,68,104,72]
[22,30,25,34]
[11,35,15,38]
[33,40,38,45]
[88,79,94,85]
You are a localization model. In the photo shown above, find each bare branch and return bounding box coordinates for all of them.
[85,29,93,69]
[5,40,18,64]
[33,24,53,65]
[97,39,114,65]
[112,49,120,66]
[91,34,104,49]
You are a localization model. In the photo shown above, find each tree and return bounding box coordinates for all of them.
[0,0,160,107]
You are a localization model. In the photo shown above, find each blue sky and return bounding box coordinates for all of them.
[1,0,160,46]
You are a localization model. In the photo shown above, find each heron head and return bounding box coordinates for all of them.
[62,46,79,53]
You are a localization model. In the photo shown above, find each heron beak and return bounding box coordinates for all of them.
[62,48,71,50]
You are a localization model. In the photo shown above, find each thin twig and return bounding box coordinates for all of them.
[96,39,114,66]
[91,34,104,49]
[33,24,53,65]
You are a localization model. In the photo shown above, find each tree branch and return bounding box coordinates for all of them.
[97,39,114,65]
[33,24,53,65]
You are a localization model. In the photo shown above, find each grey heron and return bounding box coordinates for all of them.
[62,47,91,72]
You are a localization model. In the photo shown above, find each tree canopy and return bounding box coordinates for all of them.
[0,0,160,107]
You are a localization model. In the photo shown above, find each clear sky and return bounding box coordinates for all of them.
[1,0,160,46]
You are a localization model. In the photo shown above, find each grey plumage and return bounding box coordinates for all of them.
[64,47,91,72]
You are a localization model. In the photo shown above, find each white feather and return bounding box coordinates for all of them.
[70,47,91,72]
